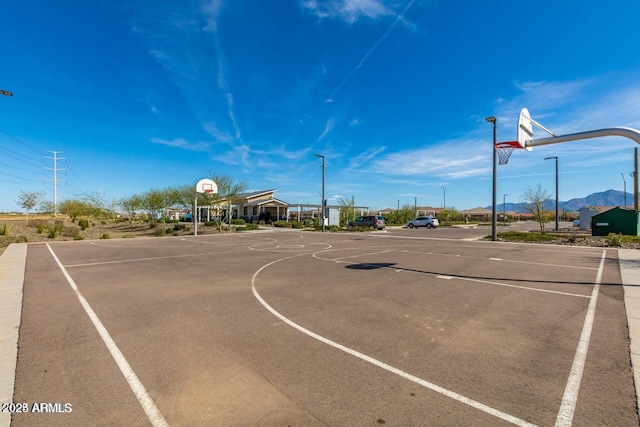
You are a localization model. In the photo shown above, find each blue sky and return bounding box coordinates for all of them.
[1,0,640,213]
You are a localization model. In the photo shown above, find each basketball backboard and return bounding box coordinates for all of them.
[196,178,218,194]
[517,108,534,151]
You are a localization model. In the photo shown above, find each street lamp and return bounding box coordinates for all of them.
[503,194,508,226]
[485,116,497,241]
[544,156,559,231]
[621,173,627,209]
[313,154,326,232]
[442,185,447,209]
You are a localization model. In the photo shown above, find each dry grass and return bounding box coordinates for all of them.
[0,217,225,256]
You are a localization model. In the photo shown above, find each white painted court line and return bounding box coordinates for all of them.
[251,254,537,427]
[324,252,590,299]
[46,244,168,427]
[554,250,606,426]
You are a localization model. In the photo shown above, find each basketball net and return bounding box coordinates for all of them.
[494,141,522,165]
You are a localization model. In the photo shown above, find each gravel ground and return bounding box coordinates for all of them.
[0,218,219,256]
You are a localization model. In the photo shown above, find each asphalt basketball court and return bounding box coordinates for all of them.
[2,227,640,426]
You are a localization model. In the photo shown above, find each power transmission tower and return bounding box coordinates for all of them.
[44,151,66,216]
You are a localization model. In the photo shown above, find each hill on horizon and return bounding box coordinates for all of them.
[490,189,637,214]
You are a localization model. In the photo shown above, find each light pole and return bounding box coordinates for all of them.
[503,194,508,226]
[621,172,627,209]
[442,185,447,209]
[544,156,559,231]
[485,116,497,241]
[313,154,325,232]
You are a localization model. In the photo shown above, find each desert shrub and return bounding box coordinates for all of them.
[62,227,79,238]
[237,223,259,231]
[329,225,342,232]
[273,221,291,228]
[291,221,304,229]
[0,223,12,236]
[606,232,623,247]
[149,220,158,228]
[78,219,89,230]
[165,228,174,234]
[173,223,186,231]
[74,236,84,240]
[29,219,48,234]
[154,228,165,237]
[101,233,110,239]
[231,218,246,225]
[47,221,64,238]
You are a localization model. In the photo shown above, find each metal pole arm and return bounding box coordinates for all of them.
[527,127,640,147]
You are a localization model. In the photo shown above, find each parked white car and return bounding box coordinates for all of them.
[407,216,439,229]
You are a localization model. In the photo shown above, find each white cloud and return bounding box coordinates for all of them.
[347,146,387,169]
[301,0,394,24]
[318,118,336,141]
[149,137,210,151]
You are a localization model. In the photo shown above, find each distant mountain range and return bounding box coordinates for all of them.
[489,189,637,213]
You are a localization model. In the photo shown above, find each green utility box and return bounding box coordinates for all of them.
[591,207,640,236]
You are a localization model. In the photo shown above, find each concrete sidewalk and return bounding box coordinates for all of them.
[0,244,27,427]
[620,249,640,421]
[0,244,639,426]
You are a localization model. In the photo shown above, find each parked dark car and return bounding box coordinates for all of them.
[348,215,386,230]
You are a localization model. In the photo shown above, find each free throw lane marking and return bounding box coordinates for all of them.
[251,254,536,427]
[47,244,168,427]
[555,250,606,426]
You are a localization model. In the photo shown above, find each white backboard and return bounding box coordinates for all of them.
[517,108,534,151]
[196,178,218,194]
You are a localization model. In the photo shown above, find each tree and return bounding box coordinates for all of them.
[438,207,463,224]
[16,190,45,221]
[522,183,552,233]
[119,195,143,227]
[209,173,247,232]
[384,204,415,225]
[336,196,356,226]
[59,198,92,221]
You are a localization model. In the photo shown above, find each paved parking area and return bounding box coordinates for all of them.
[2,227,639,426]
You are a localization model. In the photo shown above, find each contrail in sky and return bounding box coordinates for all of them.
[326,0,415,103]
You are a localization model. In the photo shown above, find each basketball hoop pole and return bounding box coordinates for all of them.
[525,127,640,148]
[485,116,498,241]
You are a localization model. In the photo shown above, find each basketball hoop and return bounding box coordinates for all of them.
[494,141,522,165]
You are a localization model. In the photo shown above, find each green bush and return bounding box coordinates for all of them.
[62,227,79,238]
[78,219,89,230]
[291,221,304,229]
[230,218,246,225]
[173,223,186,231]
[47,221,64,238]
[606,232,623,247]
[0,223,11,236]
[273,221,291,228]
[237,223,259,231]
[101,233,110,239]
[329,225,342,232]
[154,228,165,237]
